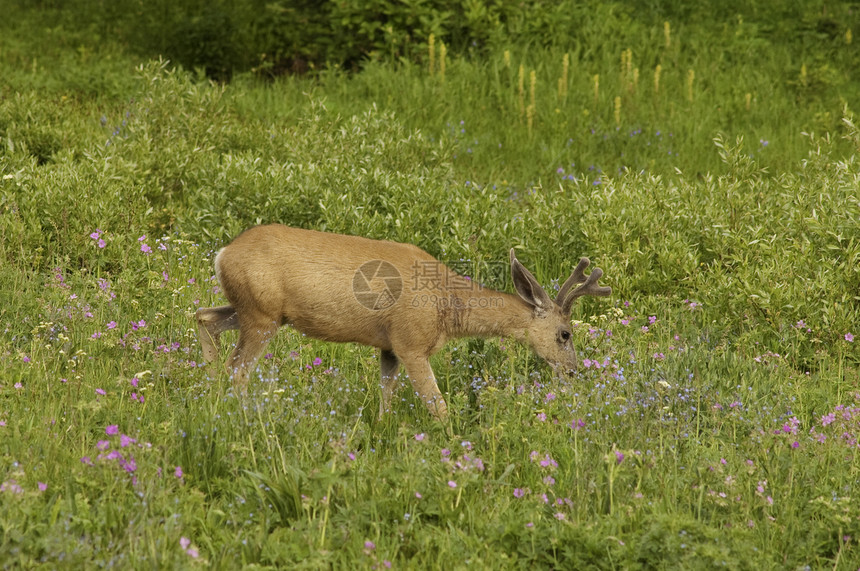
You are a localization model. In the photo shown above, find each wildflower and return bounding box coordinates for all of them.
[364,540,376,551]
[98,238,106,248]
[513,488,526,498]
[545,392,556,403]
[81,456,93,465]
[175,466,183,479]
[414,433,426,441]
[95,388,106,396]
[615,450,625,464]
[313,357,323,366]
[107,321,117,330]
[415,492,422,499]
[14,382,23,390]
[846,333,854,342]
[526,522,534,528]
[141,243,151,254]
[97,440,110,451]
[571,418,585,430]
[554,512,566,521]
[543,475,556,486]
[106,425,119,435]
[90,230,101,240]
[120,434,136,447]
[38,482,47,492]
[536,412,547,422]
[448,480,457,488]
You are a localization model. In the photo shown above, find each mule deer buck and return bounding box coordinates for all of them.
[195,225,611,420]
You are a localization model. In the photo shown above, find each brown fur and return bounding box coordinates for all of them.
[196,225,610,420]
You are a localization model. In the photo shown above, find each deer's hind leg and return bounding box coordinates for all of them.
[195,305,239,362]
[227,312,279,388]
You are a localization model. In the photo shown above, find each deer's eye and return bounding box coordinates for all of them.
[558,329,571,343]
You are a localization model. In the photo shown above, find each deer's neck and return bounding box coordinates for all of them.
[442,286,534,343]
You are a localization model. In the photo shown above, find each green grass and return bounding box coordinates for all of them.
[1,5,860,569]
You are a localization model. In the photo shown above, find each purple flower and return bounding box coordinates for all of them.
[513,488,526,498]
[175,466,183,479]
[120,434,136,448]
[95,388,106,396]
[846,333,854,342]
[415,433,426,441]
[615,450,625,464]
[90,230,102,240]
[364,540,376,551]
[107,321,117,330]
[448,480,457,488]
[312,357,323,366]
[38,482,47,492]
[105,425,119,435]
[97,440,110,451]
[98,239,106,248]
[81,456,93,465]
[140,243,151,254]
[571,419,585,430]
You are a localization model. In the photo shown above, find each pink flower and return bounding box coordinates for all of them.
[364,540,376,551]
[38,482,47,492]
[846,333,854,343]
[120,434,136,447]
[175,466,183,479]
[448,480,457,488]
[105,425,119,435]
[414,433,426,441]
[312,357,323,366]
[615,450,625,464]
[141,243,151,254]
[95,388,106,396]
[107,321,117,330]
[513,488,526,498]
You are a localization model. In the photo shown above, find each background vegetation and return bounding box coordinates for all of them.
[1,1,859,568]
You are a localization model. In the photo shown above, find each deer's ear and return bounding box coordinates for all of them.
[510,249,553,315]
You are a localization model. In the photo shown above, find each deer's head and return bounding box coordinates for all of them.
[510,251,611,376]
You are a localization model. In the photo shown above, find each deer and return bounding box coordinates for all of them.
[195,225,611,420]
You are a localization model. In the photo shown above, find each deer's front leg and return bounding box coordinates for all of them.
[379,349,401,418]
[397,352,448,420]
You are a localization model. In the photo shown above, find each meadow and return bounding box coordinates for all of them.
[1,2,860,568]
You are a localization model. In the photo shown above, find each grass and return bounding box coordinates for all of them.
[1,5,860,569]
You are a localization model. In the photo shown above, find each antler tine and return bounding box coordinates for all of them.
[561,265,612,315]
[555,257,591,305]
